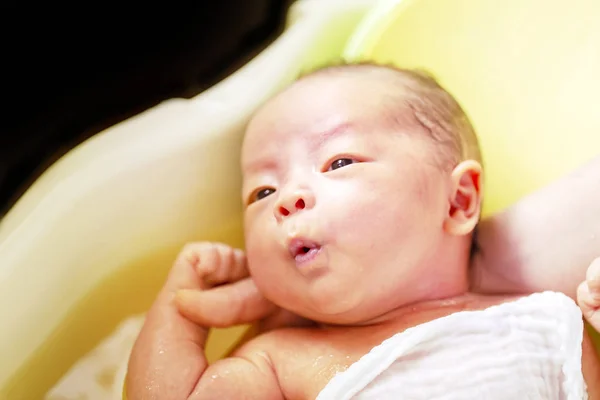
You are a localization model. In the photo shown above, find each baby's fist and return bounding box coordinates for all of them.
[180,242,248,290]
[173,242,278,328]
[577,257,600,331]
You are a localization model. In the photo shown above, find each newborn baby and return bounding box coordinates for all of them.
[127,64,600,399]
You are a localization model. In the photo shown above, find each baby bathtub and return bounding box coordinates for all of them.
[1,0,599,398]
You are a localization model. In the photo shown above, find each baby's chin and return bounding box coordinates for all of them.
[292,298,399,327]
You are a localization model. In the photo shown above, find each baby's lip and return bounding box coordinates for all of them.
[287,237,322,259]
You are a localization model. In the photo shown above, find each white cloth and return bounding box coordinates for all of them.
[317,292,587,399]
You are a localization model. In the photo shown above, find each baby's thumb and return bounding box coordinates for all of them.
[585,257,600,296]
[175,278,277,328]
[577,280,600,332]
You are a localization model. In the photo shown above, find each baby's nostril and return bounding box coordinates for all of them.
[295,199,305,209]
[279,207,290,216]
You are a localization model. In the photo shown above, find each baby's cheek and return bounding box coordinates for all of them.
[244,219,271,268]
[334,183,433,252]
[331,194,403,247]
[245,235,269,270]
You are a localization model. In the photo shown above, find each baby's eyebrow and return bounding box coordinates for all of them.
[310,122,353,152]
[243,122,354,174]
[243,158,278,175]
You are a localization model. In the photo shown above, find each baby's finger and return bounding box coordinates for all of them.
[585,257,600,296]
[168,243,249,290]
[175,278,277,328]
[577,281,599,327]
[162,243,210,292]
[202,246,249,287]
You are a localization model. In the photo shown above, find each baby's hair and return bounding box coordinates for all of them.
[296,62,482,171]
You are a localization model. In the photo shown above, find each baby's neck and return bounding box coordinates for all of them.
[361,292,476,324]
[287,285,476,332]
[320,237,476,329]
[318,291,517,331]
[329,291,473,328]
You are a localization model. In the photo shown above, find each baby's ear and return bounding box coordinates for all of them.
[443,160,483,236]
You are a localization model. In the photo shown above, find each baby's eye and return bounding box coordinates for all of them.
[328,158,356,171]
[249,187,276,204]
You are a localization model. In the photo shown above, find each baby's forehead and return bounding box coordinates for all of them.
[241,77,428,175]
[248,69,414,137]
[243,65,470,174]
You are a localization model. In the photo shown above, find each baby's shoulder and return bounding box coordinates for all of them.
[232,326,370,400]
[233,325,333,359]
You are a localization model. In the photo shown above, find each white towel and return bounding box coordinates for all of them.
[317,292,587,399]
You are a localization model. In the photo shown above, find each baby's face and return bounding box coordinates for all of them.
[241,73,458,324]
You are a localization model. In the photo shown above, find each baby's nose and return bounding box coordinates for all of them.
[274,190,314,221]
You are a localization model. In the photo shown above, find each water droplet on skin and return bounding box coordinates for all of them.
[211,375,218,380]
[312,355,324,368]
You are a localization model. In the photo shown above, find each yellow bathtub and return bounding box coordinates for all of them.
[1,0,599,398]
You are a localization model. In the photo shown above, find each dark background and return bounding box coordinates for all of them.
[0,1,294,217]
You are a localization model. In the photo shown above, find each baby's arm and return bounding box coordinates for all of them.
[471,154,600,299]
[186,348,282,400]
[126,243,283,400]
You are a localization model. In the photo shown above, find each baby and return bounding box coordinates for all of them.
[127,64,600,399]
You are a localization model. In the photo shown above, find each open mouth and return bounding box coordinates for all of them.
[288,238,322,265]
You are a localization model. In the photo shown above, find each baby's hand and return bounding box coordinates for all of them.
[174,243,312,334]
[127,243,292,399]
[173,242,277,327]
[127,242,261,399]
[577,257,600,331]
